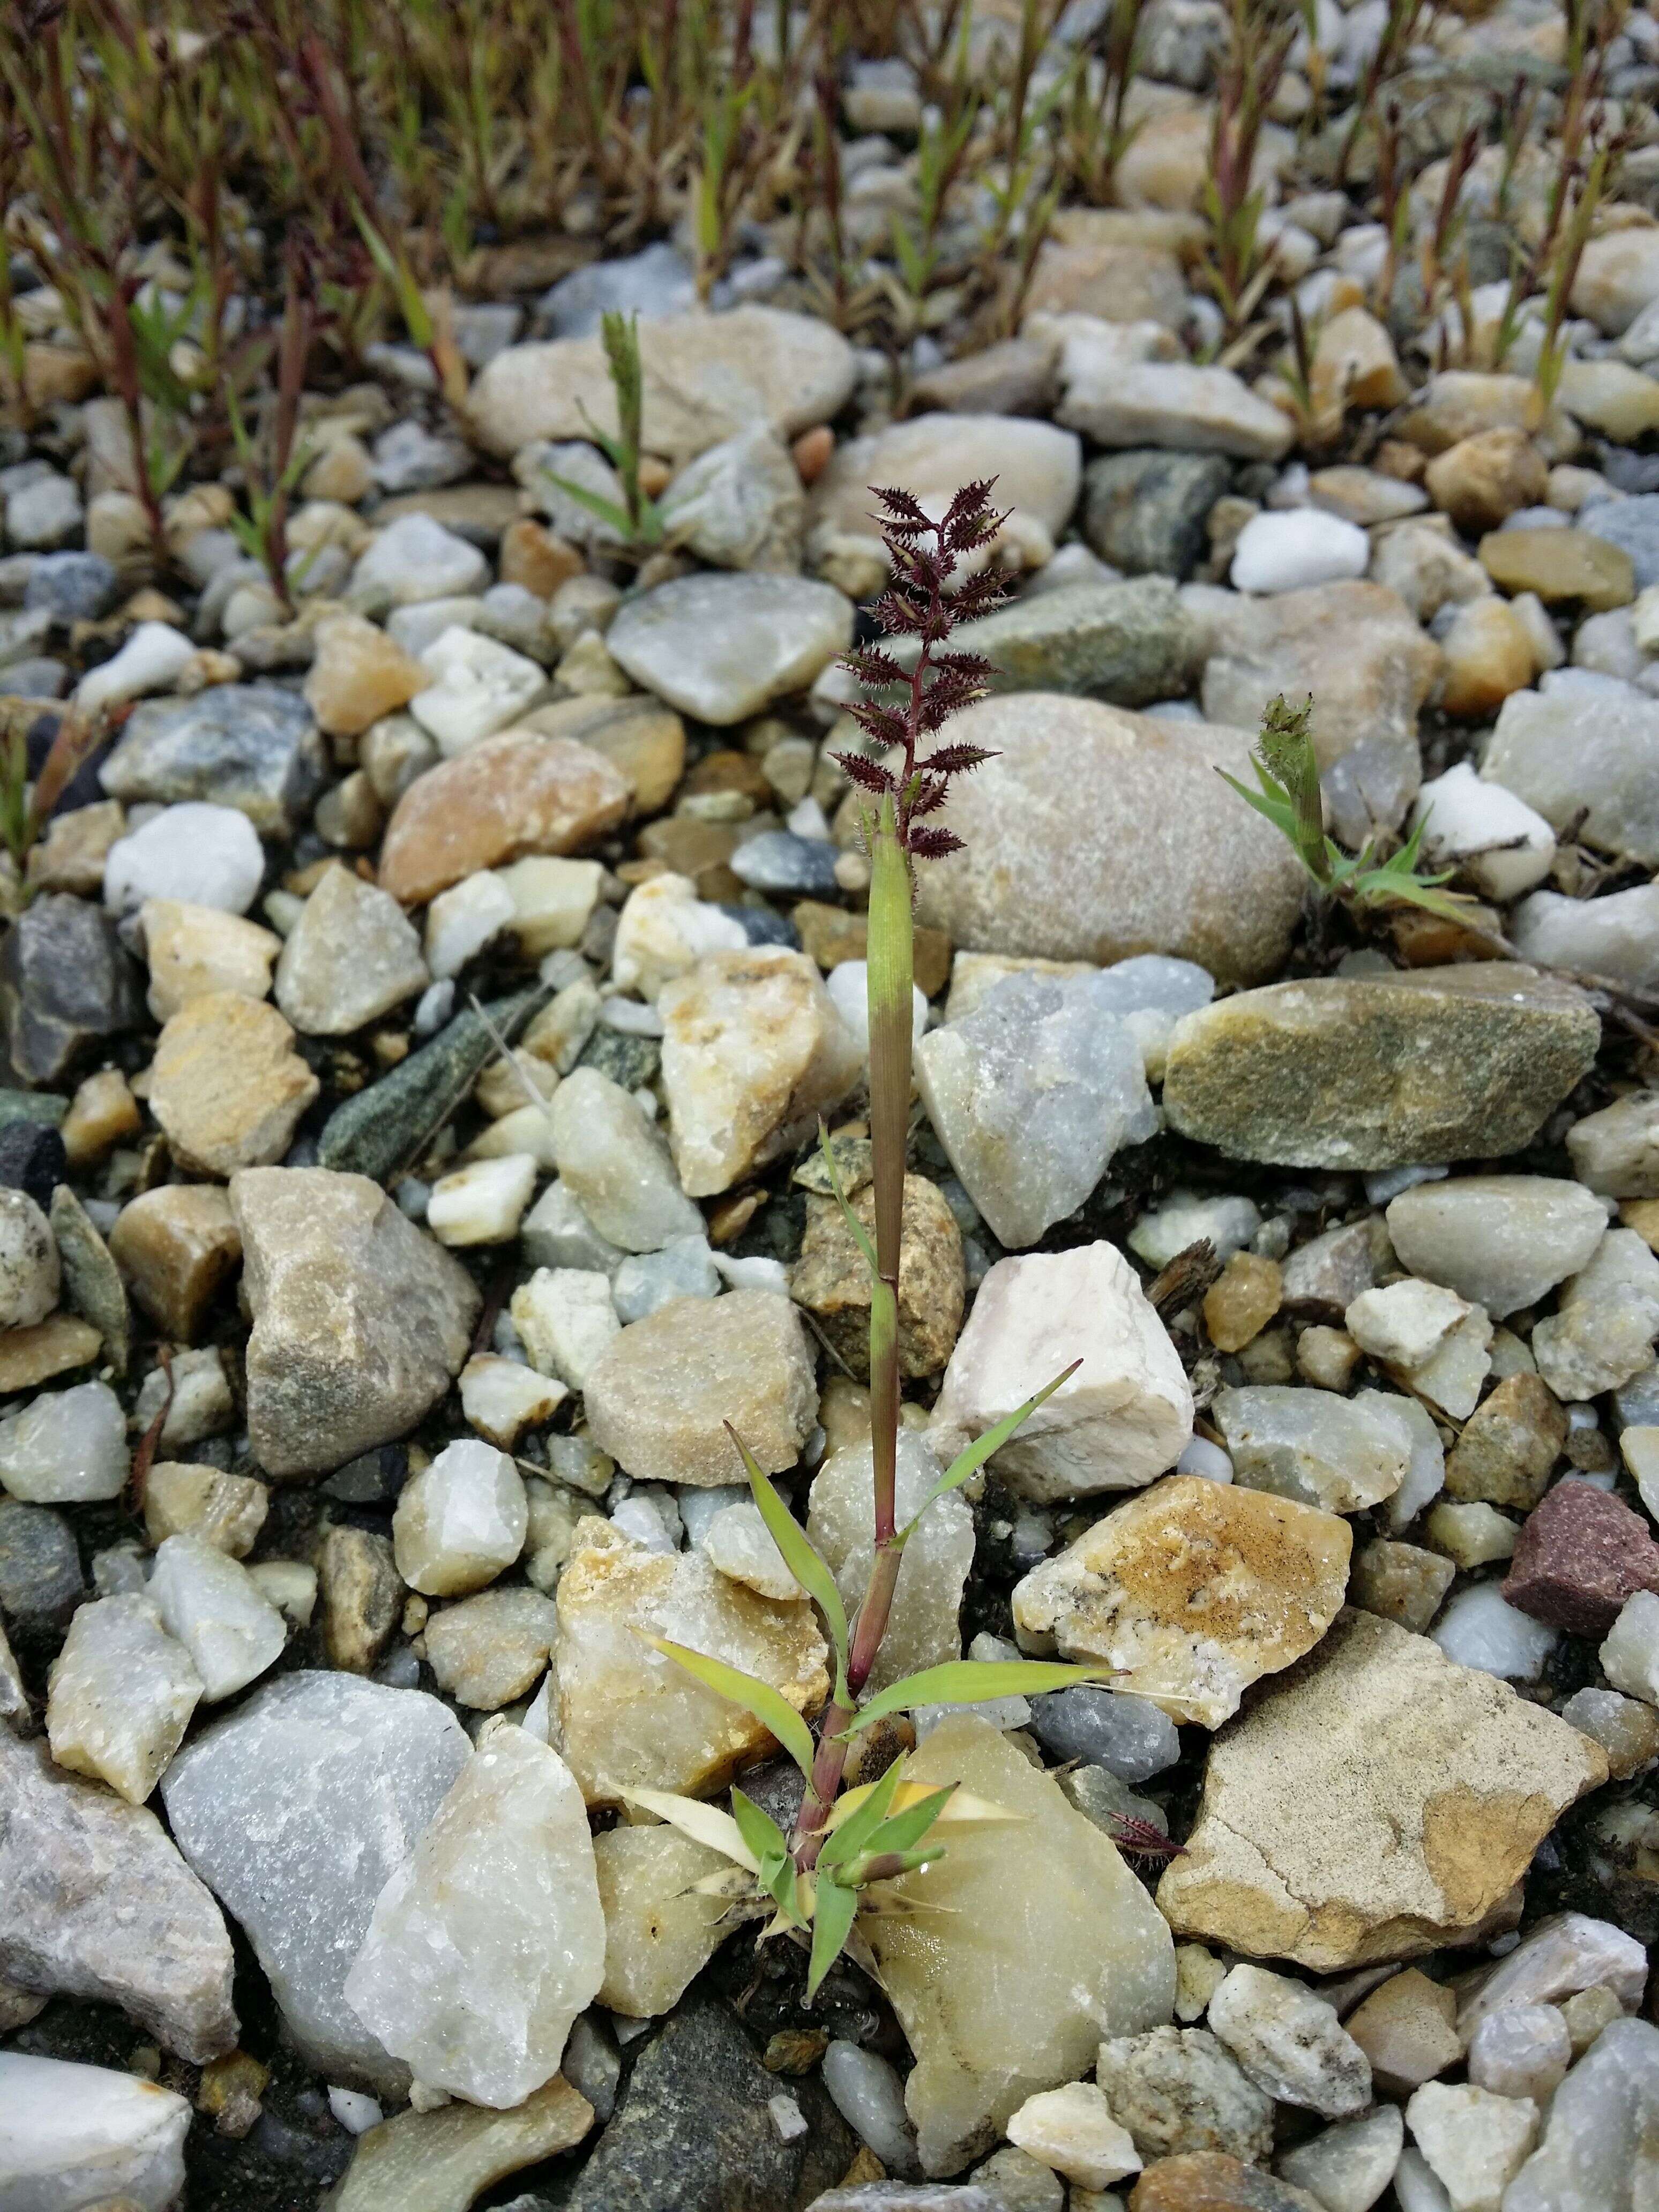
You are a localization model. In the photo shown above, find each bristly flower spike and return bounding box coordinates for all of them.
[832,479,1013,863]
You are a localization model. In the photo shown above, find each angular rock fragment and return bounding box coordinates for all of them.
[0,2053,192,2212]
[593,1822,735,2018]
[1095,2026,1275,2164]
[45,1593,202,1801]
[1212,1386,1410,1515]
[332,2075,595,2212]
[790,1172,964,1378]
[1385,1175,1610,1318]
[148,990,318,1176]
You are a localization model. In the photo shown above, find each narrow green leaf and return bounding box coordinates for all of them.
[728,1424,850,1699]
[817,1753,907,1872]
[861,1782,958,1860]
[729,1785,790,1874]
[648,1638,817,1779]
[1215,766,1299,844]
[807,1875,859,1999]
[841,1658,1116,1736]
[816,1119,877,1276]
[542,472,633,538]
[764,1852,804,1926]
[900,1362,1080,1540]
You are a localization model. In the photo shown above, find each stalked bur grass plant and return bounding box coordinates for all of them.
[641,483,1109,1997]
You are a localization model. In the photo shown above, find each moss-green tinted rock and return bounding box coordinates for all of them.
[1162,967,1601,1169]
[946,576,1193,706]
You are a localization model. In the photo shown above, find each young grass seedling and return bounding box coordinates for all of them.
[542,310,666,555]
[647,482,1108,1996]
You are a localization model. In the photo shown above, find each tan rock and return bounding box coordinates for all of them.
[1311,305,1409,415]
[60,1068,142,1168]
[144,1461,268,1557]
[500,519,585,600]
[1344,1969,1462,2096]
[273,864,429,1036]
[1157,1610,1608,1971]
[331,2076,594,2212]
[1130,2151,1326,2210]
[1479,527,1634,611]
[1439,597,1538,719]
[26,800,126,898]
[795,902,953,999]
[582,1289,818,1486]
[1570,227,1659,335]
[423,1586,558,1708]
[1349,1540,1454,1634]
[549,1523,828,1804]
[1444,1372,1566,1509]
[789,1175,965,1378]
[1012,1475,1351,1728]
[0,1314,102,1391]
[148,993,318,1179]
[521,697,686,815]
[1425,429,1548,535]
[660,950,863,1197]
[317,1526,403,1675]
[108,1185,242,1342]
[1203,1254,1282,1354]
[303,615,429,738]
[593,1824,735,2017]
[867,1715,1176,2178]
[1397,373,1544,454]
[1023,238,1187,326]
[378,731,630,906]
[140,900,282,1022]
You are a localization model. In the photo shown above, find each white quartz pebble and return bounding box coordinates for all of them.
[147,1534,288,1701]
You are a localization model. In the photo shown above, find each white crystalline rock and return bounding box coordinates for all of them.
[1404,2081,1537,2212]
[1213,1385,1409,1514]
[45,1594,203,1804]
[496,855,603,958]
[520,1178,625,1275]
[392,1438,528,1596]
[1431,1583,1558,1682]
[1275,2105,1404,2212]
[1208,1964,1373,2119]
[427,1154,539,1246]
[459,1355,567,1449]
[917,972,1155,1250]
[549,1067,704,1253]
[1501,2016,1659,2212]
[1345,1280,1470,1369]
[1512,880,1659,992]
[1533,1228,1659,1400]
[611,1235,720,1324]
[74,619,195,716]
[424,870,517,980]
[410,625,548,753]
[1089,953,1215,1082]
[1457,1910,1648,2036]
[930,1244,1192,1504]
[1128,1189,1262,1269]
[1385,1174,1611,1319]
[701,1499,801,1601]
[1403,1306,1493,1421]
[510,1267,619,1387]
[807,1432,973,1690]
[0,2052,191,2212]
[147,1534,288,1702]
[0,1380,128,1503]
[593,1824,734,2019]
[1230,507,1370,593]
[104,801,266,917]
[1600,1589,1659,1705]
[345,1722,605,2110]
[350,513,489,610]
[1377,1391,1447,1531]
[1466,2006,1572,2103]
[610,873,749,1000]
[161,1672,470,2093]
[1006,2081,1142,2190]
[1410,763,1557,903]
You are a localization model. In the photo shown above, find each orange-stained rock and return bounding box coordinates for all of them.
[378,733,630,907]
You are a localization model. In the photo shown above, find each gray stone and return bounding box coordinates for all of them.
[935,576,1193,706]
[564,1993,855,2212]
[1163,968,1602,1169]
[50,1183,130,1377]
[23,550,118,621]
[608,573,854,726]
[905,694,1305,988]
[1580,492,1659,588]
[1094,2025,1275,2163]
[659,424,806,572]
[0,1499,83,1633]
[1083,451,1231,580]
[231,1167,480,1479]
[274,864,430,1037]
[160,1671,470,2093]
[0,892,143,1086]
[0,1729,236,2061]
[918,971,1155,1248]
[100,683,328,834]
[1027,1686,1180,1781]
[1503,2016,1659,2212]
[318,982,549,1182]
[1482,684,1659,865]
[537,241,698,337]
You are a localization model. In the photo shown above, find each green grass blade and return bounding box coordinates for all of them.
[729,1785,790,1873]
[841,1658,1116,1736]
[807,1875,858,2000]
[899,1363,1080,1540]
[816,1752,906,1872]
[727,1424,850,1699]
[861,1782,956,1860]
[649,1638,817,1779]
[542,472,633,538]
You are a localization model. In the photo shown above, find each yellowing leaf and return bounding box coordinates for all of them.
[620,1785,759,1873]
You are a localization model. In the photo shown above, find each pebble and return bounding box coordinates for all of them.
[1008,2082,1142,2190]
[148,990,319,1176]
[1345,1971,1462,2098]
[74,619,197,717]
[1425,427,1548,535]
[906,694,1303,988]
[1503,2016,1659,2212]
[1131,1190,1264,1271]
[0,1185,57,1329]
[0,2052,191,2212]
[1404,2082,1538,2212]
[148,1533,288,1700]
[811,413,1081,572]
[141,897,282,1019]
[1444,1372,1565,1508]
[1579,490,1659,589]
[1051,319,1292,460]
[1503,1478,1659,1636]
[108,1183,241,1343]
[1095,2026,1273,2164]
[913,574,1194,707]
[231,1165,479,1477]
[1129,2152,1324,2211]
[1013,1475,1350,1727]
[823,2040,922,2178]
[660,947,862,1196]
[304,614,429,737]
[1229,509,1369,593]
[593,1823,733,2019]
[548,1065,703,1250]
[1,890,145,1085]
[100,682,328,834]
[0,1118,69,1213]
[1466,2006,1572,2104]
[608,572,854,726]
[1569,1092,1659,1196]
[611,872,749,999]
[161,1672,470,2091]
[1208,1966,1371,2120]
[511,1266,618,1384]
[1430,1583,1558,1682]
[931,1243,1192,1503]
[790,1170,963,1378]
[0,1378,127,1501]
[392,1438,527,1596]
[1346,1279,1469,1369]
[45,1591,203,1803]
[1083,450,1231,581]
[104,799,266,918]
[1275,2106,1403,2212]
[331,2076,595,2212]
[657,423,806,571]
[1212,1385,1410,1515]
[24,548,117,620]
[1410,761,1555,900]
[809,1430,973,1690]
[345,1723,604,2108]
[349,512,489,611]
[1512,879,1659,990]
[428,1153,539,1246]
[918,971,1155,1249]
[1163,968,1601,1169]
[1533,1228,1659,1401]
[1601,1588,1659,1705]
[1483,684,1659,864]
[612,1233,721,1323]
[377,730,630,907]
[1157,1610,1606,1970]
[410,624,549,754]
[275,862,431,1034]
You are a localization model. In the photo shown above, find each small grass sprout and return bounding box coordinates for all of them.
[543,310,666,554]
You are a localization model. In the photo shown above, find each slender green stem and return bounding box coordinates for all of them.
[865,794,913,1549]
